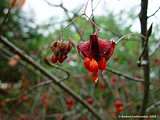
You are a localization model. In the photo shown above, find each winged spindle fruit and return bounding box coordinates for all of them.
[77,33,115,83]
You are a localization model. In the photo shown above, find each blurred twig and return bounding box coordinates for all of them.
[44,0,83,40]
[106,67,144,82]
[0,8,11,27]
[0,36,103,120]
[44,58,70,81]
[149,39,160,56]
[146,100,160,112]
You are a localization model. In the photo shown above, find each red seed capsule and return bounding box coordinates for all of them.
[49,40,72,64]
[77,33,115,84]
[98,57,106,70]
[51,55,57,63]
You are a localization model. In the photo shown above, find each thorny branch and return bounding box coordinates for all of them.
[0,36,103,120]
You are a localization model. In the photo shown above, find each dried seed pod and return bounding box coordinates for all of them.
[49,40,72,63]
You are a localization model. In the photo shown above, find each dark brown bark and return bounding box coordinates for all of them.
[139,0,150,117]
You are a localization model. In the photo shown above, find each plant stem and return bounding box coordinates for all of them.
[139,0,150,118]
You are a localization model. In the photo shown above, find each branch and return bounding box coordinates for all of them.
[137,24,152,66]
[91,0,96,32]
[44,58,70,81]
[139,0,151,117]
[0,36,103,120]
[44,0,83,40]
[146,100,160,112]
[149,39,160,56]
[106,67,144,82]
[148,7,160,18]
[43,0,61,7]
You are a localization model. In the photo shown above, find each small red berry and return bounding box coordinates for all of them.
[110,75,117,86]
[98,82,106,91]
[40,93,49,111]
[65,98,74,110]
[51,55,57,63]
[91,72,98,83]
[86,97,94,105]
[80,115,88,120]
[114,99,123,113]
[20,95,28,101]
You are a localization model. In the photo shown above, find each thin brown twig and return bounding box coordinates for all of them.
[0,36,103,120]
[148,7,160,18]
[93,0,101,11]
[91,0,96,32]
[149,39,160,56]
[146,100,160,112]
[44,58,70,81]
[43,0,61,7]
[83,0,90,14]
[106,67,144,82]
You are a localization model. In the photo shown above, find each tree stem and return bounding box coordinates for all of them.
[139,0,150,118]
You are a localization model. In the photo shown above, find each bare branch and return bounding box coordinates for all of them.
[149,39,160,56]
[148,7,160,18]
[0,36,103,120]
[43,0,61,7]
[91,0,96,32]
[44,58,70,81]
[146,100,160,112]
[83,0,90,14]
[106,67,144,82]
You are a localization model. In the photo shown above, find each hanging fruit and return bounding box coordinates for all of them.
[77,32,115,83]
[86,96,94,105]
[65,97,74,110]
[48,40,72,64]
[114,99,123,113]
[40,92,49,111]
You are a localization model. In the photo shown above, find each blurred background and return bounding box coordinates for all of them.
[0,0,160,120]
